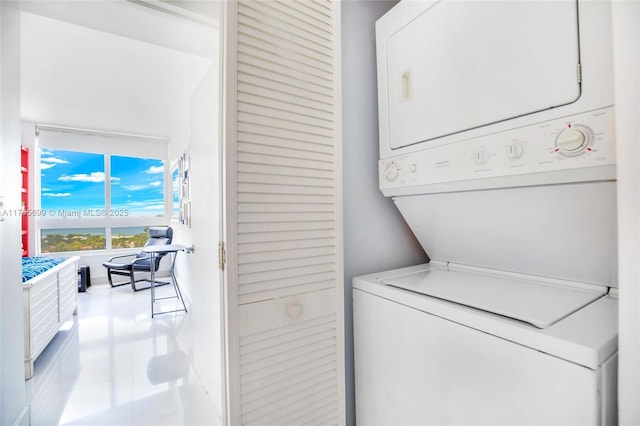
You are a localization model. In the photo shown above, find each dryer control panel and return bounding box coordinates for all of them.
[379,107,615,196]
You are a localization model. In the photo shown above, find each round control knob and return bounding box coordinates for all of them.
[556,128,587,153]
[383,162,400,182]
[506,143,524,160]
[474,149,490,165]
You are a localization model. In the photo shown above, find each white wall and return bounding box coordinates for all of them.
[341,1,428,425]
[1,3,28,425]
[171,62,223,418]
[612,2,640,424]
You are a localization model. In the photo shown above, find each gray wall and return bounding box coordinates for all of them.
[342,1,429,425]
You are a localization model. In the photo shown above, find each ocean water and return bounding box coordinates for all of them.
[41,227,105,236]
[41,226,149,237]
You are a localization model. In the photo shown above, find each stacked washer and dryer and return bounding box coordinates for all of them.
[353,1,619,424]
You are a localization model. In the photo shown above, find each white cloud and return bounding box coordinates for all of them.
[42,192,71,197]
[58,172,120,183]
[41,157,69,164]
[146,165,164,174]
[39,151,68,170]
[149,181,162,187]
[123,184,148,191]
[59,172,106,183]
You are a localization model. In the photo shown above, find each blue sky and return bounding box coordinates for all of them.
[40,149,165,216]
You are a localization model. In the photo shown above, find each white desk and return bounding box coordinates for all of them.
[142,244,188,317]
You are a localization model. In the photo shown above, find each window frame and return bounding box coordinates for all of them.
[36,127,170,255]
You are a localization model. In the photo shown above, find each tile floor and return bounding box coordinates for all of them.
[25,281,223,426]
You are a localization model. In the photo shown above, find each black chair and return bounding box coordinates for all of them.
[103,227,173,291]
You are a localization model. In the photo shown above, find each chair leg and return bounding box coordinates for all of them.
[107,268,134,288]
[130,271,138,291]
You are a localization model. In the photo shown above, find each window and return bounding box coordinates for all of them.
[40,149,106,213]
[111,156,164,217]
[41,228,106,253]
[172,167,180,219]
[111,226,149,249]
[36,128,169,254]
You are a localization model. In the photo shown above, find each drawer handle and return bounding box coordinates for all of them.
[287,303,303,319]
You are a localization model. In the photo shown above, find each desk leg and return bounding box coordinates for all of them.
[150,252,156,318]
[149,250,187,317]
[170,252,187,313]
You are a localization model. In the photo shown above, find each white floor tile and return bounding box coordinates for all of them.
[26,283,219,426]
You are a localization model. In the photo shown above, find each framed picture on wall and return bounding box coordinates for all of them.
[171,161,180,221]
[174,149,191,227]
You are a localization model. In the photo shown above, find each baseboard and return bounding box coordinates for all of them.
[12,406,29,426]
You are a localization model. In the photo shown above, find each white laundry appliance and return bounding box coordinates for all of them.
[353,0,619,424]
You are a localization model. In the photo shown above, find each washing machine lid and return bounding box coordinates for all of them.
[382,266,607,329]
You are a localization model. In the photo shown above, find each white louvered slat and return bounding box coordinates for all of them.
[237,91,334,122]
[238,151,334,170]
[238,120,333,146]
[238,173,333,189]
[237,192,335,205]
[239,272,335,293]
[237,183,334,196]
[242,1,332,42]
[238,83,333,117]
[237,202,334,213]
[238,210,335,223]
[285,0,333,21]
[242,363,336,405]
[238,162,334,180]
[238,131,335,156]
[283,403,338,426]
[238,221,334,235]
[239,283,334,304]
[239,236,335,253]
[238,54,333,93]
[238,110,334,138]
[238,63,331,100]
[239,102,334,131]
[237,141,334,161]
[240,245,335,265]
[241,314,335,350]
[237,40,333,82]
[239,264,335,286]
[239,274,334,298]
[239,254,335,276]
[238,308,338,425]
[298,0,333,16]
[243,379,337,424]
[237,27,332,69]
[238,73,333,107]
[230,0,343,423]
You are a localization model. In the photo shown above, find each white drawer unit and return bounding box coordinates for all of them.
[23,257,78,379]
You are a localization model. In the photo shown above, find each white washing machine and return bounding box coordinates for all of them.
[354,0,619,424]
[354,262,618,425]
[353,182,619,425]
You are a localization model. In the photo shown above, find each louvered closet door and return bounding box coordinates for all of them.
[224,0,344,425]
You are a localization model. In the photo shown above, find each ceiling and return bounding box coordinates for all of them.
[20,1,218,138]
